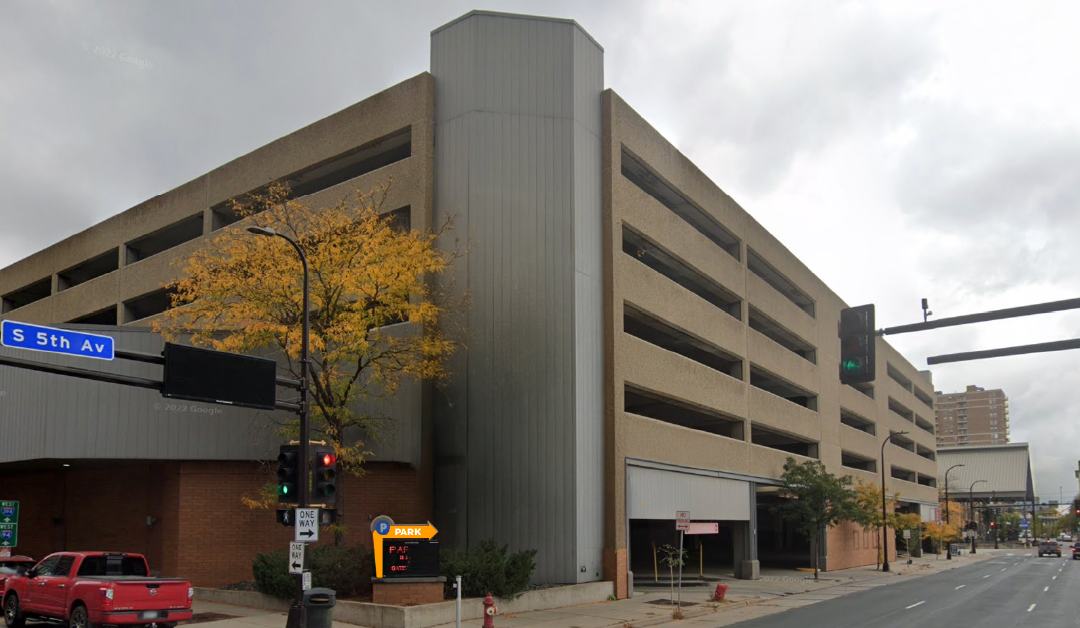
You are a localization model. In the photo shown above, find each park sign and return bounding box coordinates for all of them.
[2,320,115,361]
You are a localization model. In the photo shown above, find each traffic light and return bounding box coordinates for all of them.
[839,304,876,385]
[313,446,337,502]
[277,444,300,504]
[990,521,995,528]
[1073,499,1079,516]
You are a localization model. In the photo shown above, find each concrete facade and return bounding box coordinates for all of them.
[0,10,938,594]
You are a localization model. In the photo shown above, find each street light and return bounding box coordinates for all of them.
[969,479,987,554]
[943,463,965,560]
[248,225,311,628]
[881,430,909,572]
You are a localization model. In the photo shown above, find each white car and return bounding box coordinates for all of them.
[1061,534,1074,542]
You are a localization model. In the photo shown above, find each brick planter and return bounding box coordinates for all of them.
[372,577,447,606]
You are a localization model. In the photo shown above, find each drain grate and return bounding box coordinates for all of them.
[646,600,698,607]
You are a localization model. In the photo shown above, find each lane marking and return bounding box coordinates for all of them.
[1027,604,1036,613]
[1001,568,1007,572]
[983,575,991,579]
[1043,586,1049,592]
[955,585,966,590]
[1053,576,1057,580]
[906,601,926,609]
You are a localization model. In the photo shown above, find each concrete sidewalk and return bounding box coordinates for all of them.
[182,549,1019,628]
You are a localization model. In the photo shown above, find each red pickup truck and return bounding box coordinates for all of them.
[2,552,192,628]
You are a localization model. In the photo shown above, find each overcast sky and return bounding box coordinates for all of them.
[2,1,1079,502]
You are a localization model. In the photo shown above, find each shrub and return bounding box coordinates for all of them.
[253,544,374,599]
[439,540,537,600]
[252,550,293,600]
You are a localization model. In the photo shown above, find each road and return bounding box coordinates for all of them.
[723,550,1079,628]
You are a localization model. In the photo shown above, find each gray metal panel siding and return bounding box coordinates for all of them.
[0,328,421,465]
[431,13,604,584]
[626,465,752,521]
[571,27,605,583]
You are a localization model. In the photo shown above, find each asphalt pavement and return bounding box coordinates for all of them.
[708,549,1079,628]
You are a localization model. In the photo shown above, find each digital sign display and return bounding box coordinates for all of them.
[381,540,440,578]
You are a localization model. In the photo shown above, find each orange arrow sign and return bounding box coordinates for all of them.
[373,522,439,578]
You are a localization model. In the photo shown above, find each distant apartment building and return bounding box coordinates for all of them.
[935,385,1010,447]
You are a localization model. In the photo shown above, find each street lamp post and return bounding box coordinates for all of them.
[944,464,965,560]
[248,226,311,628]
[881,430,909,572]
[969,480,987,554]
[992,490,999,549]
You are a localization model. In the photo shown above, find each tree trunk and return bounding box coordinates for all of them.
[811,536,819,580]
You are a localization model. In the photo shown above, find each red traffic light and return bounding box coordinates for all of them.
[320,452,337,467]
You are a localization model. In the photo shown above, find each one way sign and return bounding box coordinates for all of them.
[289,542,305,574]
[295,508,318,543]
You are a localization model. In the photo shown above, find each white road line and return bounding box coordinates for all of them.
[1001,568,1007,572]
[1053,576,1057,580]
[983,575,991,579]
[1043,586,1049,592]
[1028,604,1036,613]
[955,585,966,590]
[906,601,926,610]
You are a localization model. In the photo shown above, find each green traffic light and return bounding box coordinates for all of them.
[278,484,290,496]
[841,359,864,373]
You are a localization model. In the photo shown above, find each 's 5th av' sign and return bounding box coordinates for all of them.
[1,320,115,361]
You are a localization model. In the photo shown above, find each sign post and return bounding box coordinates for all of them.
[675,511,690,609]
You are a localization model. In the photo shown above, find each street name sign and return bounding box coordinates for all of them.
[1019,519,1030,529]
[686,522,718,535]
[289,542,305,574]
[2,321,115,361]
[676,511,690,531]
[0,523,17,548]
[295,508,319,542]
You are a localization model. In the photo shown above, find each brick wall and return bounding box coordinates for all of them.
[372,581,444,605]
[826,521,896,571]
[0,459,428,587]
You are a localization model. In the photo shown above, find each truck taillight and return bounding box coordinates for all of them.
[103,588,114,600]
[188,587,194,599]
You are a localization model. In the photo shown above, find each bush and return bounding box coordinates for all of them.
[253,544,374,600]
[439,540,537,600]
[252,550,293,600]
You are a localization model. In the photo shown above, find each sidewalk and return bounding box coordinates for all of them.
[425,548,1015,628]
[184,549,1019,628]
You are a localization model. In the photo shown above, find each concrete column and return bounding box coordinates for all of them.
[733,483,760,579]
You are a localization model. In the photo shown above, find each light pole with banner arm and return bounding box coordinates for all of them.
[881,430,909,572]
[969,480,986,554]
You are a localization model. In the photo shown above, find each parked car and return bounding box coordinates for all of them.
[1072,542,1080,560]
[2,552,192,628]
[1038,540,1062,557]
[1060,533,1074,542]
[0,557,35,595]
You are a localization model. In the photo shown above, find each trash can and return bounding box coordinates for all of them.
[303,588,337,628]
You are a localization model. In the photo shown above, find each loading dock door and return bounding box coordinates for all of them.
[627,465,751,521]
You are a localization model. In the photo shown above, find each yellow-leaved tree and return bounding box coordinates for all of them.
[923,497,964,558]
[154,181,458,544]
[854,481,924,569]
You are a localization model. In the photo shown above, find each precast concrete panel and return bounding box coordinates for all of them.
[431,11,604,583]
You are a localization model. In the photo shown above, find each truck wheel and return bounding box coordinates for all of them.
[69,604,93,628]
[3,594,26,628]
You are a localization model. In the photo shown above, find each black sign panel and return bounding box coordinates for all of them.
[382,540,440,578]
[162,343,277,410]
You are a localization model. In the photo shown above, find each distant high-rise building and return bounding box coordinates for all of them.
[935,385,1010,447]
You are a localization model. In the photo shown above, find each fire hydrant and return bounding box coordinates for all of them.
[714,583,729,602]
[483,593,498,627]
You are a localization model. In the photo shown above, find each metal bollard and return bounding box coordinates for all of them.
[483,592,498,628]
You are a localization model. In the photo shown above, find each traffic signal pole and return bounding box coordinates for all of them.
[248,227,311,628]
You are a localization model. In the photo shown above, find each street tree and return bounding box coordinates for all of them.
[772,458,862,579]
[853,481,923,568]
[657,544,687,605]
[154,181,458,544]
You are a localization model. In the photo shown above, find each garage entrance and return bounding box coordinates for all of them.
[626,462,759,581]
